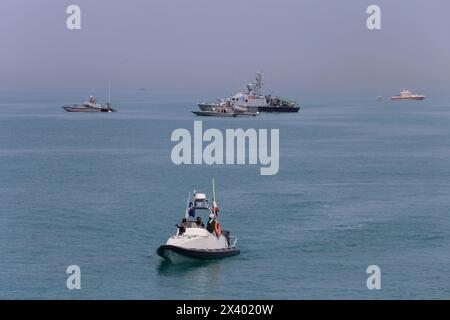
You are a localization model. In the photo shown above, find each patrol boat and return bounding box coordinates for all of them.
[157,179,240,263]
[197,73,300,113]
[62,95,116,112]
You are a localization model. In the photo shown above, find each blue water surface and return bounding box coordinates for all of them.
[0,90,449,299]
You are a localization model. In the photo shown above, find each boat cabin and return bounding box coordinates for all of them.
[175,192,216,234]
[193,193,209,208]
[230,92,267,108]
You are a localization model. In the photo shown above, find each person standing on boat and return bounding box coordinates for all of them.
[181,218,190,229]
[207,213,221,237]
[195,216,205,228]
[206,213,216,234]
[177,218,190,235]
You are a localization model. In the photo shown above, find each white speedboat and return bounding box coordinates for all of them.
[157,180,240,263]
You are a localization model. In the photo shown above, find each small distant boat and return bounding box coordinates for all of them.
[193,100,259,117]
[62,95,116,112]
[376,96,383,102]
[63,83,117,112]
[157,179,240,263]
[198,102,219,111]
[391,89,426,101]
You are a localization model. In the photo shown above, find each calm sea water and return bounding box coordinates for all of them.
[0,90,449,299]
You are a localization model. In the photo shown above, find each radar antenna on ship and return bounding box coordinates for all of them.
[253,72,263,95]
[246,72,264,95]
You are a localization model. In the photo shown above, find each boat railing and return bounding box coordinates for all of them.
[228,236,237,248]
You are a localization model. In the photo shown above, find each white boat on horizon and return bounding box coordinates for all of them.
[391,89,426,101]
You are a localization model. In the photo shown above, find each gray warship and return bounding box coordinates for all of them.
[197,73,299,113]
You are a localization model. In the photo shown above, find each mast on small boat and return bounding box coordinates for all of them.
[212,178,218,215]
[107,81,111,106]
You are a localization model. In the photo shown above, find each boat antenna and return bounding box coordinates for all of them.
[108,81,111,105]
[253,72,263,96]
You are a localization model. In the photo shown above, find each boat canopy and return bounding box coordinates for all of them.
[194,193,206,200]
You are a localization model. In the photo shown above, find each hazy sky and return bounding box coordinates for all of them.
[1,0,450,93]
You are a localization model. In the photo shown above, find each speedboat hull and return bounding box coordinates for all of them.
[62,106,116,112]
[157,245,240,263]
[192,111,257,117]
[197,103,219,111]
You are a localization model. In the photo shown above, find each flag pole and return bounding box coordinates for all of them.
[212,177,218,217]
[185,192,191,220]
[212,178,215,202]
[108,80,111,105]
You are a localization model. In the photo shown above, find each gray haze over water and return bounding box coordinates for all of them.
[1,0,450,95]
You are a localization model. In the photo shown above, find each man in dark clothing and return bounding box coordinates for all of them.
[195,216,205,228]
[181,218,190,228]
[177,218,190,235]
[206,213,216,233]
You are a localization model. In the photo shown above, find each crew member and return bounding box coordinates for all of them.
[195,216,205,228]
[206,213,216,233]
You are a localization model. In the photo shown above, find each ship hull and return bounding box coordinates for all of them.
[391,96,426,101]
[230,106,300,113]
[257,106,300,112]
[198,104,299,113]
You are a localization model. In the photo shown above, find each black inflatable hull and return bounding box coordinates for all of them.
[157,245,240,263]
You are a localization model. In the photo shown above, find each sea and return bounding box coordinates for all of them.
[0,90,449,299]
